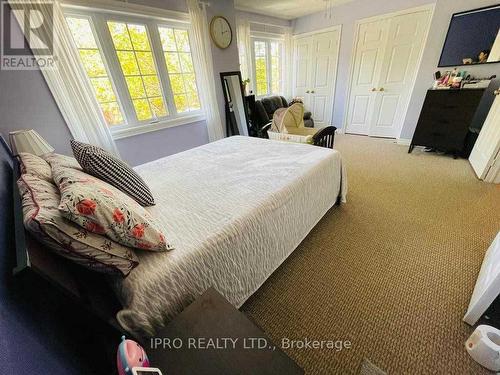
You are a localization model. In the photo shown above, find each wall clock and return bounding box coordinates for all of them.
[210,16,232,49]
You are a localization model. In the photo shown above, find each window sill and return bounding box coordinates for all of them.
[111,113,206,140]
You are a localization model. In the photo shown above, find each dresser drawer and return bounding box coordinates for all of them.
[413,134,466,151]
[424,89,484,111]
[414,112,469,138]
[410,89,485,152]
[413,126,468,150]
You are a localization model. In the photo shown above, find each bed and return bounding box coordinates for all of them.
[114,136,347,337]
[3,133,346,339]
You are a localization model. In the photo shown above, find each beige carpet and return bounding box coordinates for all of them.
[241,134,500,374]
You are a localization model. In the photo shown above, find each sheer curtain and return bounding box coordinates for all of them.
[283,26,294,99]
[8,0,120,155]
[236,16,253,84]
[186,0,224,142]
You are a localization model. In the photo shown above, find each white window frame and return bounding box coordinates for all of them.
[63,4,205,139]
[250,35,284,98]
[64,13,127,126]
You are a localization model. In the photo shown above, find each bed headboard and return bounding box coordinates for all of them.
[0,134,31,274]
[0,134,122,329]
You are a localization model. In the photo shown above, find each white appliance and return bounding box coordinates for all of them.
[466,325,500,372]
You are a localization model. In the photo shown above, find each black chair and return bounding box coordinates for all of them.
[313,126,337,149]
[252,96,314,138]
[260,123,272,139]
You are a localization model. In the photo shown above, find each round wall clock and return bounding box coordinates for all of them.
[210,16,232,49]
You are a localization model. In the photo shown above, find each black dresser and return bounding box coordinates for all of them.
[409,89,485,157]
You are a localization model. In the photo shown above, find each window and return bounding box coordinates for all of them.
[252,38,283,97]
[66,17,124,125]
[159,27,200,113]
[108,21,167,121]
[64,9,202,137]
[254,40,267,96]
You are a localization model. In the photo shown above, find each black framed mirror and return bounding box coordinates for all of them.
[220,71,250,137]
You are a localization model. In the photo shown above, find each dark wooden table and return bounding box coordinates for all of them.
[147,288,303,375]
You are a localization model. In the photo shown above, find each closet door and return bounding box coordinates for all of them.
[309,30,340,127]
[293,36,312,108]
[345,20,389,135]
[369,10,431,137]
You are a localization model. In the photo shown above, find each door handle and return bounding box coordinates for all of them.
[494,89,500,96]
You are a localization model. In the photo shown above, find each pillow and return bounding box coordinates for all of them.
[18,152,53,182]
[71,140,155,207]
[43,152,82,170]
[17,174,139,276]
[51,163,172,252]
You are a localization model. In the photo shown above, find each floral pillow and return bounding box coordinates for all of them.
[18,152,53,182]
[43,152,82,170]
[51,164,172,252]
[18,174,139,276]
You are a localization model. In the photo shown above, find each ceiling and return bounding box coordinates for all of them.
[234,0,356,20]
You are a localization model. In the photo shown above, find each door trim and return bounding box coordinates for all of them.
[292,25,342,127]
[485,155,500,183]
[343,3,435,138]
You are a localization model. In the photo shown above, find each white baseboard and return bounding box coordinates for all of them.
[397,138,411,145]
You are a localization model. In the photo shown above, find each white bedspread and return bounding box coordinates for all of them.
[114,136,347,337]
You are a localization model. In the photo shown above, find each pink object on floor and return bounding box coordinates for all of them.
[117,335,150,375]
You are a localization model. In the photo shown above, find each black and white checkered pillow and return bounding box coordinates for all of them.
[70,140,155,207]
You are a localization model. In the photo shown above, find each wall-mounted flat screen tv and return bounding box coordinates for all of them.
[438,4,500,67]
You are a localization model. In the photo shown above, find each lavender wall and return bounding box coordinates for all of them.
[207,0,241,128]
[0,60,74,155]
[0,0,240,166]
[115,121,208,165]
[235,10,292,27]
[293,0,500,140]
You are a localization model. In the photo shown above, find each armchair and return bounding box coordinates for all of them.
[252,96,314,137]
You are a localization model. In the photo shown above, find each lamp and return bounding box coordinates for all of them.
[9,129,55,156]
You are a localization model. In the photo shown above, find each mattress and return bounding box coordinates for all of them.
[114,136,347,337]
